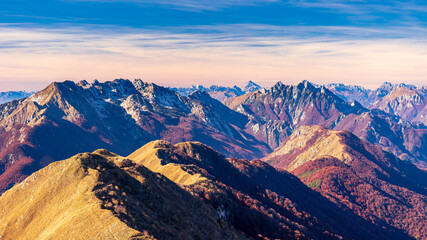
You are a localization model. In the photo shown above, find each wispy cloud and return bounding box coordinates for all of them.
[289,0,427,13]
[68,0,279,11]
[288,0,427,24]
[0,24,426,91]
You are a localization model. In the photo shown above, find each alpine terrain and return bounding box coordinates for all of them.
[225,80,427,168]
[0,79,269,193]
[0,141,413,239]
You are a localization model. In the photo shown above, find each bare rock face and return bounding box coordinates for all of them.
[264,125,427,239]
[225,80,427,168]
[0,79,270,193]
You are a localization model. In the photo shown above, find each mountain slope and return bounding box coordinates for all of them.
[225,80,427,167]
[0,79,270,193]
[128,140,411,240]
[0,149,242,240]
[264,125,427,239]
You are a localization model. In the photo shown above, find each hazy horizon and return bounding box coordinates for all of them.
[1,78,426,93]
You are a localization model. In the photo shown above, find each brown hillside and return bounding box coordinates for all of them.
[264,125,427,239]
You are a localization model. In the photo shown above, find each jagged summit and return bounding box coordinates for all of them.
[244,80,257,85]
[270,81,284,90]
[270,80,328,96]
[225,80,365,149]
[187,89,212,100]
[293,79,312,87]
[241,80,261,93]
[225,80,426,167]
[295,80,318,92]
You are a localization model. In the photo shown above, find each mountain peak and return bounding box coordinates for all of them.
[271,81,284,90]
[188,89,211,99]
[377,82,394,92]
[294,80,316,90]
[242,80,261,93]
[131,78,145,89]
[77,80,89,87]
[243,80,258,87]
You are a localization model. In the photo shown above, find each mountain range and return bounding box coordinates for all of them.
[0,78,426,239]
[225,80,427,168]
[327,82,427,125]
[1,79,426,193]
[170,81,427,128]
[170,80,263,102]
[0,79,270,193]
[0,91,34,104]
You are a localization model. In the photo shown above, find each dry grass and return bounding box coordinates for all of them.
[0,145,242,240]
[0,152,140,240]
[265,125,354,171]
[128,140,208,186]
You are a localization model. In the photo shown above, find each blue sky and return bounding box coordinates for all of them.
[1,0,427,90]
[2,0,427,27]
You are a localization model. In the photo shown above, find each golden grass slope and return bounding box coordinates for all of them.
[264,125,353,171]
[0,148,243,240]
[0,151,140,240]
[128,140,209,186]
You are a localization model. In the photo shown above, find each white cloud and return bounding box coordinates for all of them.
[0,24,426,91]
